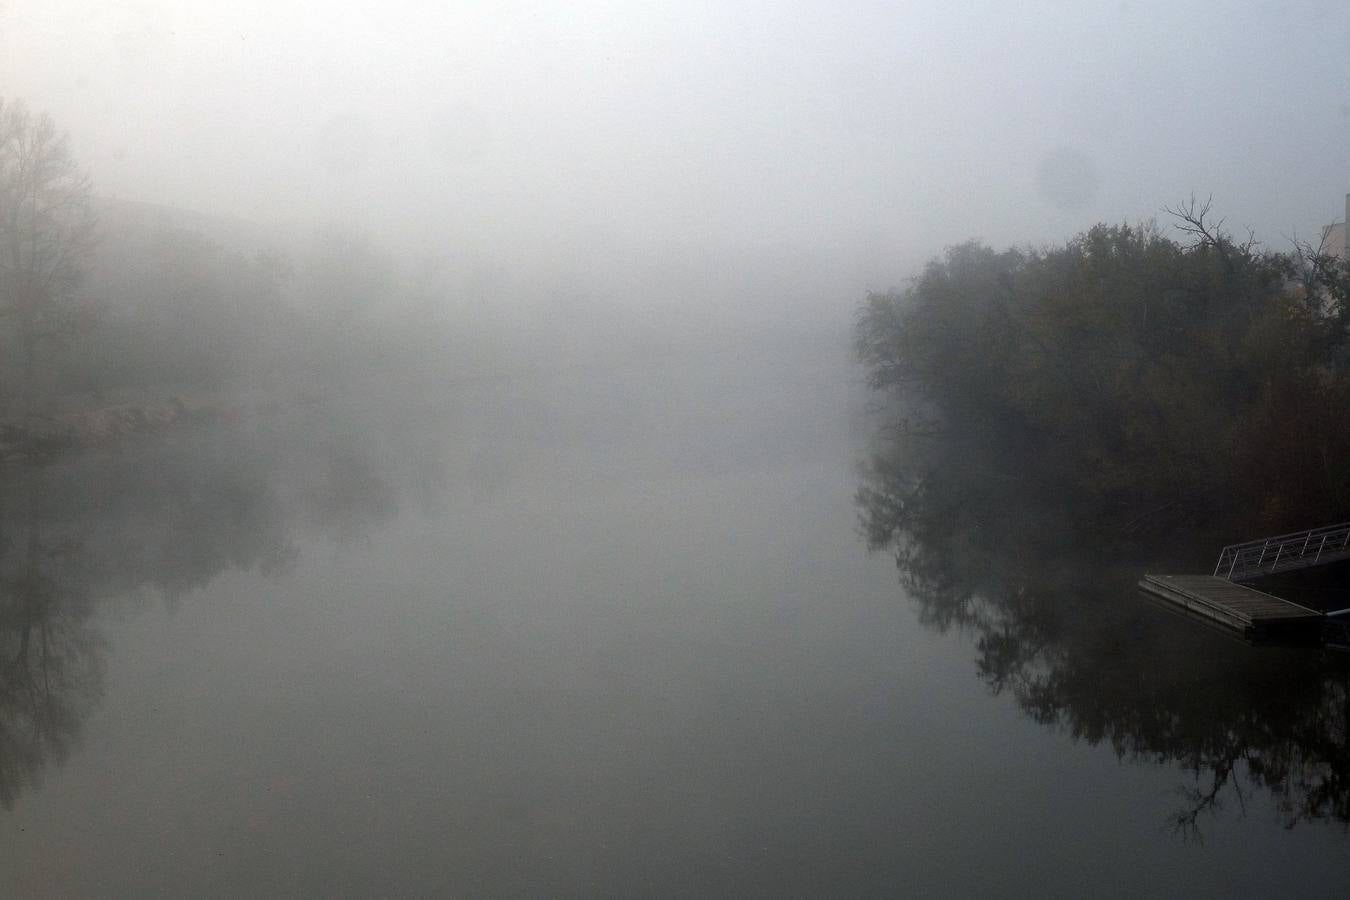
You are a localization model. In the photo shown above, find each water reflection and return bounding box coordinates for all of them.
[856,435,1350,837]
[0,476,101,809]
[0,417,397,809]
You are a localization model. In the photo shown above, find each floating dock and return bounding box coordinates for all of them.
[1138,574,1324,639]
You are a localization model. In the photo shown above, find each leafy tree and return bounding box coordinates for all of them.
[0,99,96,418]
[856,204,1350,539]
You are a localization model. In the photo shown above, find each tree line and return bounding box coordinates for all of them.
[0,97,522,437]
[852,213,1350,833]
[856,200,1350,544]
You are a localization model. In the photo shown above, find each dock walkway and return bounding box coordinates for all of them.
[1139,574,1324,638]
[1214,521,1350,580]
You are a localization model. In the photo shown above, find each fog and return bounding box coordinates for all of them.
[8,2,1350,279]
[5,2,1350,895]
[9,1,1349,394]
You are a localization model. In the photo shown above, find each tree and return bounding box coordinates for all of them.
[0,99,96,419]
[855,208,1350,538]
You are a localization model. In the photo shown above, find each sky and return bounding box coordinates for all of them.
[3,0,1349,287]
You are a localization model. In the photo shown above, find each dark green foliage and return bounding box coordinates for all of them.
[856,214,1350,540]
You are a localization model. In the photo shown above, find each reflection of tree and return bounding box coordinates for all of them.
[0,477,102,809]
[857,433,1350,838]
[0,418,398,809]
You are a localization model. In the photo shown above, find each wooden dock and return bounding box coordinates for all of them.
[1138,574,1324,638]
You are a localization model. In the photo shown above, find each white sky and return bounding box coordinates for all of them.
[3,0,1349,282]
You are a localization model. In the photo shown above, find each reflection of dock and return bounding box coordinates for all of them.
[1138,574,1323,638]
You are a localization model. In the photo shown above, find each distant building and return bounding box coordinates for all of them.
[1321,193,1350,258]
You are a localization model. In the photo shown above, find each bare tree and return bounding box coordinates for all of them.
[0,99,96,421]
[1163,194,1263,272]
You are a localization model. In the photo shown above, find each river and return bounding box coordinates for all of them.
[1,344,1347,896]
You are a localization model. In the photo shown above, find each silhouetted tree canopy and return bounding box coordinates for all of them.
[855,207,1350,836]
[856,208,1350,540]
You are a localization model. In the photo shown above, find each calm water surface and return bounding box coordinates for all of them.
[2,351,1348,897]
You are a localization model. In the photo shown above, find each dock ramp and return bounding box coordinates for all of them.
[1214,522,1350,581]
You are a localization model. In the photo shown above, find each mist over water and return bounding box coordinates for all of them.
[0,350,1343,895]
[3,1,1350,895]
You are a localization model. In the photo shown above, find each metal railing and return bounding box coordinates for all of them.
[1214,521,1350,580]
